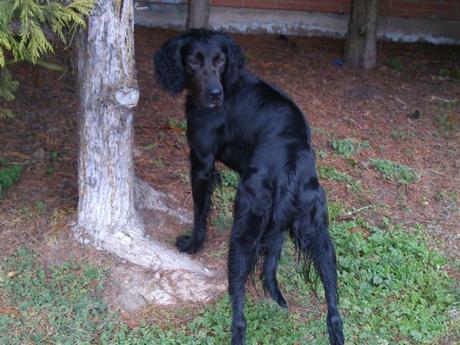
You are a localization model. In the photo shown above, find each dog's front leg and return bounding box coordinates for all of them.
[176,149,215,254]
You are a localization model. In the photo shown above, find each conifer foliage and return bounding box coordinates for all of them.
[0,0,93,118]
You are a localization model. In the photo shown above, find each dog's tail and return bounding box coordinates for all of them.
[289,183,337,294]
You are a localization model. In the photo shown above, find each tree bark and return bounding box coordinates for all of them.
[75,0,142,242]
[187,0,210,29]
[74,0,224,305]
[343,0,379,70]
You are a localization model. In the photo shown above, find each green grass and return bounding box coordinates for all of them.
[369,158,418,184]
[0,163,22,195]
[331,138,370,158]
[212,169,239,232]
[333,220,457,344]
[0,248,118,344]
[318,166,363,192]
[1,213,457,345]
[319,166,353,184]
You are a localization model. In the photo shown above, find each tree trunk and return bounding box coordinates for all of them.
[343,0,378,70]
[75,0,142,242]
[74,0,224,306]
[187,0,209,29]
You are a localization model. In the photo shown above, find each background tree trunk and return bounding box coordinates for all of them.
[187,0,209,29]
[73,0,224,306]
[343,0,379,69]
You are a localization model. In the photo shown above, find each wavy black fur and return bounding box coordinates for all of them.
[154,30,344,345]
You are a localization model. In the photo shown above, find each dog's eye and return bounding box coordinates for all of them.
[213,55,225,65]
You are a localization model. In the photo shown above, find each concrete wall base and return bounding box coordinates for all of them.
[135,3,460,44]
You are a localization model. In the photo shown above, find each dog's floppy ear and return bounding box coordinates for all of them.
[221,34,245,91]
[154,36,188,94]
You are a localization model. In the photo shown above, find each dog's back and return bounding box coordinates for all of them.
[154,29,344,345]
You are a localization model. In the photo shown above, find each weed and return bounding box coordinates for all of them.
[318,166,363,192]
[349,179,363,193]
[369,158,418,184]
[312,127,330,138]
[317,150,328,159]
[212,213,233,232]
[319,166,353,183]
[435,190,458,209]
[434,99,459,137]
[152,158,166,168]
[439,68,450,78]
[389,56,403,72]
[436,98,459,112]
[328,201,347,221]
[331,138,370,158]
[0,163,22,195]
[140,143,158,150]
[35,200,47,215]
[212,169,239,231]
[219,169,239,189]
[49,151,58,162]
[168,118,187,131]
[172,171,190,185]
[436,113,457,137]
[455,68,460,80]
[391,128,415,140]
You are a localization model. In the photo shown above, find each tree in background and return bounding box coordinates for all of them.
[187,0,210,29]
[0,0,94,119]
[344,0,379,69]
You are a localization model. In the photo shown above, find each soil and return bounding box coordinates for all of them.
[0,27,459,324]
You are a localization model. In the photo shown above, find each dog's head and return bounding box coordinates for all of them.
[154,29,245,108]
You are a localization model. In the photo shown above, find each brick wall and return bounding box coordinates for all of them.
[209,0,460,21]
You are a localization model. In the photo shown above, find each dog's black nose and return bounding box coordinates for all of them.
[208,88,223,99]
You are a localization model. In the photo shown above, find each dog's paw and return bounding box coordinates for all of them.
[327,314,344,345]
[175,235,202,254]
[275,293,288,309]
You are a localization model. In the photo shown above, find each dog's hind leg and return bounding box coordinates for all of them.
[228,168,272,345]
[292,183,344,345]
[261,230,287,308]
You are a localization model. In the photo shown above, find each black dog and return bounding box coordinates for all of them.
[154,30,344,345]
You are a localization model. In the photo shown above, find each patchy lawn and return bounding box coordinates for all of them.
[0,27,459,344]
